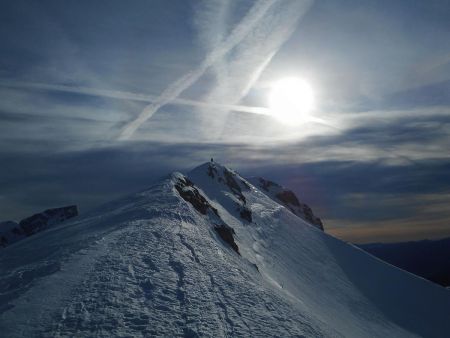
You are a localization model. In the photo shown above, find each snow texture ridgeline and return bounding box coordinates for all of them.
[0,162,449,337]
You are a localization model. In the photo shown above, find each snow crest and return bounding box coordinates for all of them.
[0,162,449,337]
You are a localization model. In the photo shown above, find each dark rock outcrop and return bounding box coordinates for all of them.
[174,173,240,255]
[19,206,78,236]
[224,168,243,195]
[205,164,253,223]
[174,175,218,216]
[259,178,278,192]
[239,207,252,223]
[252,177,324,231]
[300,204,324,230]
[275,190,300,207]
[0,206,78,248]
[207,164,218,179]
[276,190,323,228]
[214,224,239,254]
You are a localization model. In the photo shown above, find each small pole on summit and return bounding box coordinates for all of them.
[211,158,214,163]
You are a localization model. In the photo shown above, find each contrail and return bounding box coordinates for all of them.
[192,0,313,140]
[118,0,277,140]
[194,0,231,106]
[0,80,271,116]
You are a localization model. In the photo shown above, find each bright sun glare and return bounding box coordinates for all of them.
[269,77,315,124]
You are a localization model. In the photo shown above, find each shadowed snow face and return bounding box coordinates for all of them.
[1,161,450,337]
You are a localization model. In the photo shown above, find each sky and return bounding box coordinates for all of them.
[0,0,449,243]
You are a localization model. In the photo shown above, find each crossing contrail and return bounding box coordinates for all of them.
[0,80,272,116]
[118,0,278,140]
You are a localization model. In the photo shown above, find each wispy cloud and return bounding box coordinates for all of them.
[118,0,278,140]
[118,0,313,140]
[0,79,272,116]
[2,140,450,244]
[193,0,313,139]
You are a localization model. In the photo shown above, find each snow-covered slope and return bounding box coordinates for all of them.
[247,176,324,230]
[0,162,449,337]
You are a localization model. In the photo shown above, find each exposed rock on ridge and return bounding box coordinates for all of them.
[0,206,78,248]
[252,177,324,230]
[173,173,240,255]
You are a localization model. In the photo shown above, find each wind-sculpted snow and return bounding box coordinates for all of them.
[0,162,449,337]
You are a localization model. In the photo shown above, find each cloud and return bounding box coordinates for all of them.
[118,0,278,140]
[1,0,449,244]
[118,0,313,140]
[1,77,448,163]
[328,218,450,244]
[193,0,313,139]
[2,141,450,244]
[0,142,237,220]
[246,159,450,243]
[193,0,230,89]
[0,79,272,117]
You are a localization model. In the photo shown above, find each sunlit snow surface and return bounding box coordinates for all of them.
[1,162,449,337]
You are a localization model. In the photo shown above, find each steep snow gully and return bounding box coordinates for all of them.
[0,162,449,337]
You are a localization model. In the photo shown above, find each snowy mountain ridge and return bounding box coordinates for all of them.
[248,176,324,230]
[0,161,449,337]
[0,205,78,248]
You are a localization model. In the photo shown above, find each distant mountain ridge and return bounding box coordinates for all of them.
[1,161,449,337]
[0,205,78,247]
[359,237,450,287]
[248,176,324,230]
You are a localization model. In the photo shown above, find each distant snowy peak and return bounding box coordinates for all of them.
[188,162,253,223]
[2,161,450,337]
[190,161,252,195]
[188,162,323,230]
[0,205,78,248]
[248,177,324,230]
[187,162,323,230]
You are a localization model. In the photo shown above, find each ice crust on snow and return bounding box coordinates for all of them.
[0,162,449,337]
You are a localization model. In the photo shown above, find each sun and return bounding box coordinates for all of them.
[268,77,315,124]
